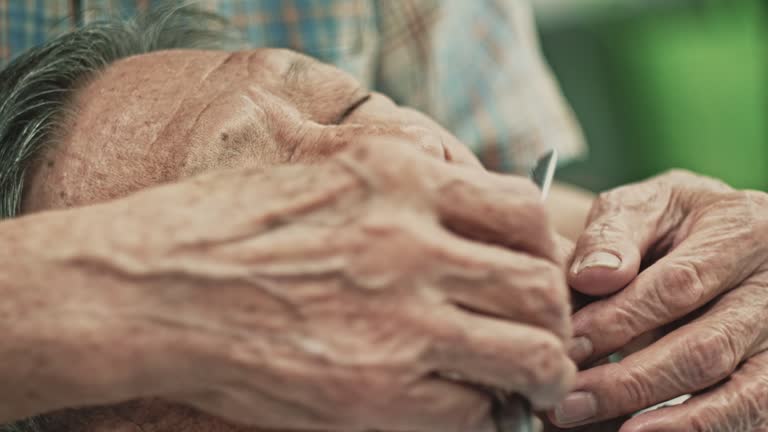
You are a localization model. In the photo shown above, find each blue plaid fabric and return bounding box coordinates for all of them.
[0,0,584,173]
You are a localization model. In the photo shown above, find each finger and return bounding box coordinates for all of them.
[425,227,570,339]
[569,170,734,297]
[337,139,557,261]
[433,167,557,262]
[568,178,679,296]
[425,305,576,409]
[342,208,569,339]
[569,230,761,364]
[439,244,570,338]
[619,350,768,432]
[551,278,768,427]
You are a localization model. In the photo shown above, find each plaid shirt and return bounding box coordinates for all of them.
[0,0,584,173]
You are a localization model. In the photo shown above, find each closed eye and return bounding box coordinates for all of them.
[335,94,371,124]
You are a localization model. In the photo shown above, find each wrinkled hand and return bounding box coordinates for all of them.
[548,170,768,431]
[71,139,574,432]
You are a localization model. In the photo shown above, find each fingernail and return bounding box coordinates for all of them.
[554,392,597,425]
[568,336,593,363]
[574,251,621,274]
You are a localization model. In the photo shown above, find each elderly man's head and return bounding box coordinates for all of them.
[1,5,473,219]
[0,4,475,432]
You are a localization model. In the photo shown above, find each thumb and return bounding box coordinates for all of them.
[568,182,678,296]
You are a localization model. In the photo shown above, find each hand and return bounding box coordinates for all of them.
[548,170,768,431]
[39,139,573,432]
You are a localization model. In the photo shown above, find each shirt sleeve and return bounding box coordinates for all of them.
[374,0,586,173]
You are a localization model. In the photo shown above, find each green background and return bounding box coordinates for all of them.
[535,0,766,192]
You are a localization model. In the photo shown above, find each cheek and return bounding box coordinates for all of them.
[346,95,481,168]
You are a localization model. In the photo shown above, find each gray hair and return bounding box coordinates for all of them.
[0,1,240,218]
[0,3,239,431]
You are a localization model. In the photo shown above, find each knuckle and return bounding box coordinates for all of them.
[592,186,637,213]
[612,362,656,409]
[705,190,768,258]
[529,260,568,298]
[582,195,653,246]
[521,261,570,331]
[688,407,723,432]
[589,178,672,223]
[576,297,643,350]
[352,218,439,282]
[526,335,574,404]
[580,219,624,248]
[681,327,739,385]
[602,302,644,345]
[654,261,706,313]
[661,168,731,197]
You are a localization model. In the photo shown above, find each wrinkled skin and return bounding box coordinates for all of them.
[547,170,768,432]
[8,48,575,432]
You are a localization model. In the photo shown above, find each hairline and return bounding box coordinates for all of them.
[0,2,242,219]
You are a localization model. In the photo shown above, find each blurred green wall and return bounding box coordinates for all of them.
[537,0,766,192]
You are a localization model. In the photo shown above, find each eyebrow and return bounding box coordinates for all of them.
[282,57,315,85]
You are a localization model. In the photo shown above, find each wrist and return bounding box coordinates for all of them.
[0,207,169,422]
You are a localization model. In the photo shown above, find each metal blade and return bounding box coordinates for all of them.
[529,149,558,201]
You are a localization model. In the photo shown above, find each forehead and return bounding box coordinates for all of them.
[22,48,356,212]
[70,48,299,167]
